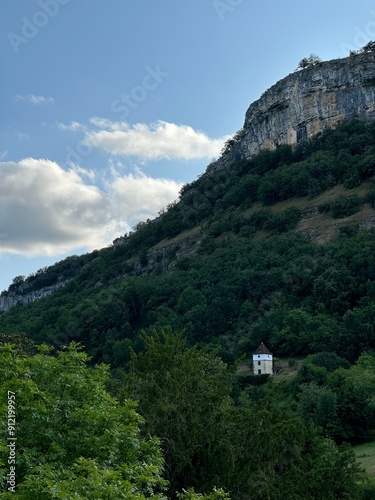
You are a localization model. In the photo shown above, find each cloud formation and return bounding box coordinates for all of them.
[0,159,181,256]
[109,168,181,222]
[16,94,55,104]
[57,121,85,132]
[84,119,230,160]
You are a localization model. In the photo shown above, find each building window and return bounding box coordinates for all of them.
[258,369,261,375]
[258,361,261,366]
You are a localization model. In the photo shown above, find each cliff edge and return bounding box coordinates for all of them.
[208,52,375,172]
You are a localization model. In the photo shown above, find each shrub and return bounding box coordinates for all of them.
[330,195,362,218]
[319,195,362,218]
[265,207,301,233]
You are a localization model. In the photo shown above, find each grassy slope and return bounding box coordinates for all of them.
[244,182,374,243]
[237,357,304,380]
[353,441,375,476]
[129,182,375,268]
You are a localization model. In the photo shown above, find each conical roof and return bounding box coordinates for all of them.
[254,342,272,355]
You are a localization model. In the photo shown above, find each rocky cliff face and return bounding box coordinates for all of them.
[208,52,375,172]
[0,281,67,313]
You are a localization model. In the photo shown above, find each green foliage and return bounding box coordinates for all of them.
[0,344,167,498]
[209,405,363,500]
[248,208,271,229]
[3,224,375,366]
[177,489,230,500]
[365,187,375,207]
[245,207,301,234]
[293,353,375,443]
[122,328,234,495]
[220,128,245,155]
[264,207,301,233]
[318,194,362,218]
[271,309,339,355]
[0,332,34,355]
[10,276,25,288]
[361,41,375,53]
[296,54,322,70]
[5,254,100,296]
[310,352,350,372]
[363,78,375,88]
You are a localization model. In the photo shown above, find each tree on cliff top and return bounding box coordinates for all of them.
[362,41,375,53]
[220,128,245,156]
[296,54,322,70]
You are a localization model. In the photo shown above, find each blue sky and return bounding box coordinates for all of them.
[1,0,375,291]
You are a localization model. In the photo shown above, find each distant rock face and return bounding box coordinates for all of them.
[0,281,67,313]
[208,52,375,172]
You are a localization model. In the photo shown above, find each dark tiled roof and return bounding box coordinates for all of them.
[254,342,272,355]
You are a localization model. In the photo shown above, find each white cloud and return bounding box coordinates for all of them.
[16,94,55,104]
[58,121,85,132]
[84,119,230,160]
[70,164,96,181]
[109,168,182,224]
[0,151,7,160]
[89,117,121,130]
[0,159,182,256]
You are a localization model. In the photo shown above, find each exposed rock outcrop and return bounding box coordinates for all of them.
[0,281,67,313]
[208,52,375,172]
[132,234,201,273]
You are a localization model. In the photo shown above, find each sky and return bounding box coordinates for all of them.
[1,0,375,291]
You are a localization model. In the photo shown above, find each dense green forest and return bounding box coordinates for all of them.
[1,333,374,498]
[2,120,375,497]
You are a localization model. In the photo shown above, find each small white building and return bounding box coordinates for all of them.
[253,342,273,375]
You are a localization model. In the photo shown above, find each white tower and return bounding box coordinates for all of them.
[253,342,273,375]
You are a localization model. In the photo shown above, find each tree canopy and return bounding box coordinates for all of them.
[0,343,167,499]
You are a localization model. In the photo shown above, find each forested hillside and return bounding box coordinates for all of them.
[2,120,375,365]
[2,120,375,497]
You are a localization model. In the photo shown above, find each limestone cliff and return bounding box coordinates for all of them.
[0,281,67,313]
[208,52,375,172]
